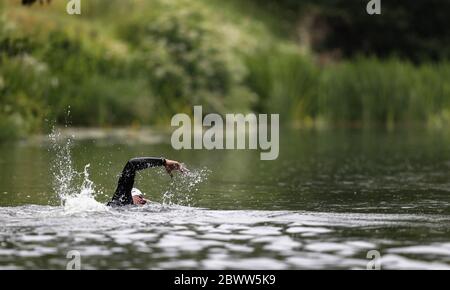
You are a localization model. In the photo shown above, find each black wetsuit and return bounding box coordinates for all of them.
[107,157,166,206]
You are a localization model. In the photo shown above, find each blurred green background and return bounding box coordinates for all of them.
[1,0,450,141]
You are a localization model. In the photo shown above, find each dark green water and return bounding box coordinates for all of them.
[0,128,449,269]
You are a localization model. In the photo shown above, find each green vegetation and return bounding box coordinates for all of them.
[0,0,449,141]
[246,51,450,128]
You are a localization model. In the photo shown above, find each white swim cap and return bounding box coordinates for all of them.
[131,188,143,197]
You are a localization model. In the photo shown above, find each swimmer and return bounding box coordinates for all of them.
[107,157,185,206]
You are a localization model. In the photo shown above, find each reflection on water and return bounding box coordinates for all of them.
[1,204,449,269]
[0,128,450,269]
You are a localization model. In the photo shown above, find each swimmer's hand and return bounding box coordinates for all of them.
[164,159,188,177]
[132,194,147,205]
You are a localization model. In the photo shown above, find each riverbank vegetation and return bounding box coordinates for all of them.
[1,0,449,140]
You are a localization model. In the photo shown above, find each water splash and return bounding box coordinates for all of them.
[63,164,108,214]
[162,167,210,207]
[49,127,107,213]
[49,128,78,203]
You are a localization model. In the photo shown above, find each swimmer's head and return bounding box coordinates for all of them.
[131,188,147,205]
[131,188,143,197]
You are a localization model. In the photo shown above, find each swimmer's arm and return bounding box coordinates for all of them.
[129,157,166,171]
[129,157,184,176]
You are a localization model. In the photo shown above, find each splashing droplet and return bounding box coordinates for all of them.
[162,167,210,207]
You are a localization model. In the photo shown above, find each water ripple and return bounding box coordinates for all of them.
[0,204,449,269]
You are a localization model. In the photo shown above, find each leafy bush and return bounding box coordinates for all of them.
[119,4,255,118]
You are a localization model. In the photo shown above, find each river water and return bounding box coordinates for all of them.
[0,128,449,269]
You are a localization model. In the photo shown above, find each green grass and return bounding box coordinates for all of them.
[245,50,450,128]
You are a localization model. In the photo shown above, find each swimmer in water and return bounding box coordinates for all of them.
[107,157,184,206]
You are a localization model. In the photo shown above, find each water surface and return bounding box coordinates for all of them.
[1,128,449,269]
